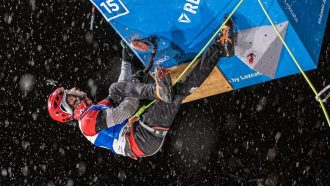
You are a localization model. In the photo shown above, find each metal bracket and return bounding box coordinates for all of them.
[316,85,330,103]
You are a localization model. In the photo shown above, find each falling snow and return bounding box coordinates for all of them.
[19,74,34,92]
[1,0,330,185]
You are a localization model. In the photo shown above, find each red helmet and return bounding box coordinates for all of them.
[47,87,73,123]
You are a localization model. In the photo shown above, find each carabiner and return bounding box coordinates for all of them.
[316,85,330,103]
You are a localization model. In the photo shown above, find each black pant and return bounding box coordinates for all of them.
[134,44,224,155]
[109,82,156,104]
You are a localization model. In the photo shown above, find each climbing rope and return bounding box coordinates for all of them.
[257,0,330,127]
[129,0,245,121]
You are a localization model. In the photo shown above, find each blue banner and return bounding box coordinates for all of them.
[91,0,329,92]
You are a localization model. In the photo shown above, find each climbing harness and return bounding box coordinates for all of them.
[138,120,168,137]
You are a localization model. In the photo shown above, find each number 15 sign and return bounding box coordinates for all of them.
[91,0,129,21]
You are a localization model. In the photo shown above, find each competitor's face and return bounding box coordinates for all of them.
[66,95,78,107]
[65,88,87,107]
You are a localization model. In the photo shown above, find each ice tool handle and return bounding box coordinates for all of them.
[143,36,158,75]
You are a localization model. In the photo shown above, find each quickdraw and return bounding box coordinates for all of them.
[316,85,330,103]
[257,0,330,126]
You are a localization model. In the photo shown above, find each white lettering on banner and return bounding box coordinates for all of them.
[100,0,119,13]
[240,72,263,80]
[178,0,201,23]
[189,87,198,93]
[184,0,200,14]
[155,55,170,66]
[229,72,263,83]
[178,13,191,23]
[318,0,327,24]
[284,0,298,23]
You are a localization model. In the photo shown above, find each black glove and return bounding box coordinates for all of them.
[121,40,138,62]
[131,70,144,82]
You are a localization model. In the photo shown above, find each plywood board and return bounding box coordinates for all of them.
[168,62,233,103]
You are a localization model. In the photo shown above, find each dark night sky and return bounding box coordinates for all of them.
[1,0,329,185]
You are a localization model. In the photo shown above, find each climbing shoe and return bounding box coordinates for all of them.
[154,66,173,103]
[216,18,235,57]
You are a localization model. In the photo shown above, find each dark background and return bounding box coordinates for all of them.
[1,0,329,185]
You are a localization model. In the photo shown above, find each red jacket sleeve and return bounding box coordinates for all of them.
[97,99,112,106]
[80,99,113,136]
